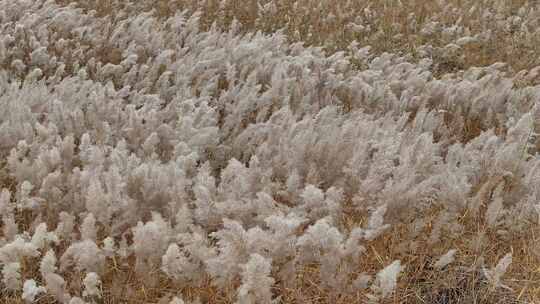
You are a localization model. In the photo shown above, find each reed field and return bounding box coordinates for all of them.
[2,0,540,303]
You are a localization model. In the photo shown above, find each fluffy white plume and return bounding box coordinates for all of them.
[40,249,58,276]
[2,262,21,291]
[22,279,46,303]
[236,254,275,304]
[31,223,59,249]
[82,272,102,298]
[370,260,403,299]
[483,253,512,289]
[44,272,70,303]
[433,249,457,270]
[169,297,185,304]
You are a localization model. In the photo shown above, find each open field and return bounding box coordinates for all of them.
[2,0,540,303]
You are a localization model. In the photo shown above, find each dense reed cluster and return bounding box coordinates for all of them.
[1,0,540,303]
